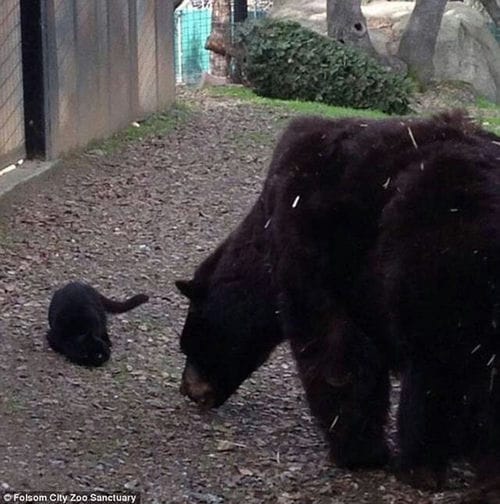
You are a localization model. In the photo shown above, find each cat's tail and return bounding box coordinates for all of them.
[100,293,150,314]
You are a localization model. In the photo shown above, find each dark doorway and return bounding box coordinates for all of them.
[20,0,46,158]
[233,0,248,23]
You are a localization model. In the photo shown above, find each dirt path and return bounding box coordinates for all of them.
[0,90,471,503]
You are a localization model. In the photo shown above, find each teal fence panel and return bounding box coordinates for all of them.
[489,23,500,44]
[174,7,267,84]
[174,8,211,84]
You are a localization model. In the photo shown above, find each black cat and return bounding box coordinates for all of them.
[47,282,149,367]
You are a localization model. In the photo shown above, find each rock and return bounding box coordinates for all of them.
[429,3,500,103]
[270,0,500,103]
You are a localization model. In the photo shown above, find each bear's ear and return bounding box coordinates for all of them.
[175,279,205,300]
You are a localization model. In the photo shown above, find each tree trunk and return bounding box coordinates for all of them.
[397,0,447,85]
[207,0,231,78]
[479,0,500,26]
[327,0,378,57]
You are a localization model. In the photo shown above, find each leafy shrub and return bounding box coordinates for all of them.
[233,19,413,115]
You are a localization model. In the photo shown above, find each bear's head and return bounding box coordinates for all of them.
[176,272,283,409]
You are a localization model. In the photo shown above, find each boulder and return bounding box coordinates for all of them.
[270,0,500,103]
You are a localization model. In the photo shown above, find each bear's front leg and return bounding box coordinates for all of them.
[289,313,391,470]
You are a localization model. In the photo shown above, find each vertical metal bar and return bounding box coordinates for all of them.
[40,0,57,159]
[176,10,183,83]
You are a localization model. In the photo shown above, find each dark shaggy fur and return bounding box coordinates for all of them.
[47,282,149,367]
[269,112,500,494]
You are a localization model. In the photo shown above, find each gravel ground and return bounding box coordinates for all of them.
[0,89,476,503]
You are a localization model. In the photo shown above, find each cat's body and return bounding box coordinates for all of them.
[47,282,149,366]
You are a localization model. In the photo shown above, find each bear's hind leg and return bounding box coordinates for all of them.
[397,359,462,490]
[462,365,500,503]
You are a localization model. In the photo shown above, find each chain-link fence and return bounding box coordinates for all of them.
[174,0,271,84]
[0,0,25,167]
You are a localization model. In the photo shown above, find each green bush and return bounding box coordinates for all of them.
[233,19,413,115]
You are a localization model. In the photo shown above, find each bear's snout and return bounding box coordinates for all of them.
[180,361,216,409]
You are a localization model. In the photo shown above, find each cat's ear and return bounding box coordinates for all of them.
[175,279,205,300]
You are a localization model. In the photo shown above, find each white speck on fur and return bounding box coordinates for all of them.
[407,127,418,149]
[487,354,496,367]
[264,218,271,229]
[292,195,300,208]
[492,140,500,147]
[420,162,425,171]
[329,415,340,432]
[471,344,481,354]
[493,319,498,330]
[449,208,459,213]
[382,177,391,190]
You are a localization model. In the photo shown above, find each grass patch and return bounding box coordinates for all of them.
[475,97,500,134]
[87,103,192,155]
[208,85,388,119]
[476,97,500,110]
[209,86,500,135]
[482,116,500,134]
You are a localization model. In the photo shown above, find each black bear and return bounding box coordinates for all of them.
[269,112,500,495]
[177,111,500,499]
[47,281,149,367]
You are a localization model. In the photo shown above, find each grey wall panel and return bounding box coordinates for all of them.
[136,0,157,113]
[52,0,78,155]
[107,0,133,132]
[156,0,175,109]
[94,0,110,140]
[0,0,25,167]
[41,0,175,158]
[75,0,99,146]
